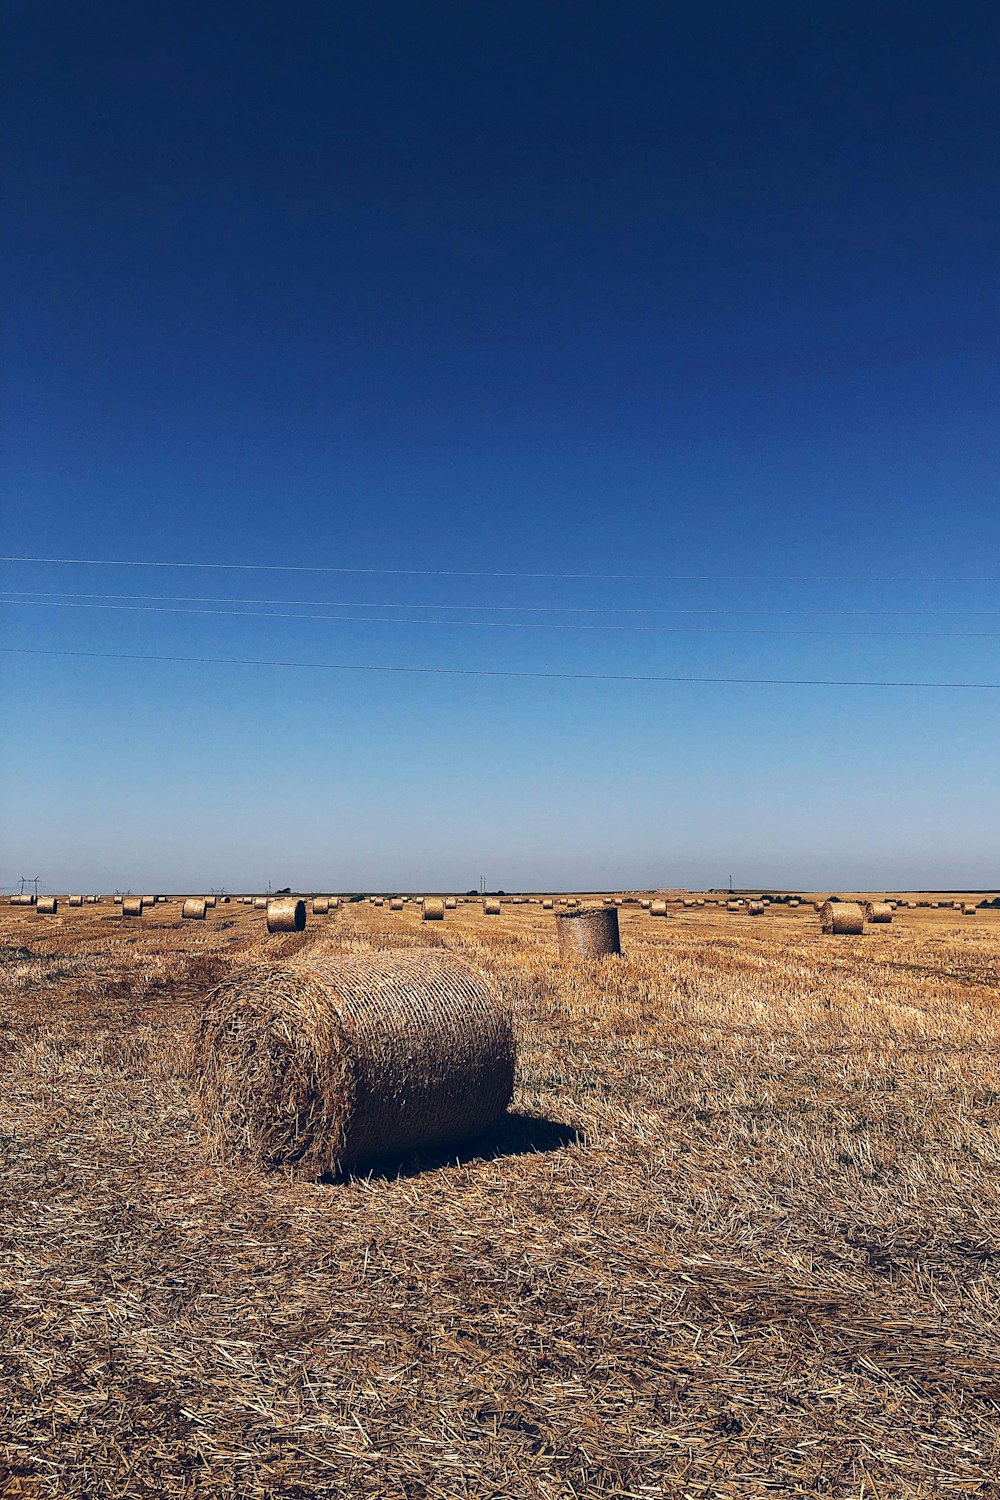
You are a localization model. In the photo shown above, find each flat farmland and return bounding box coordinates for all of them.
[3,897,1000,1498]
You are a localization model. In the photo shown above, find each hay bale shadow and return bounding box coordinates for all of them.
[330,1111,584,1183]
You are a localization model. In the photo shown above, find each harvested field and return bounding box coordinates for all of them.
[2,896,1000,1496]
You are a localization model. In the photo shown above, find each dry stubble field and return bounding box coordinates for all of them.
[3,897,1000,1498]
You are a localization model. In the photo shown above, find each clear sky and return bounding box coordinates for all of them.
[2,1,998,894]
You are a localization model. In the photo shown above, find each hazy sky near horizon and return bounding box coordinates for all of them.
[2,1,998,893]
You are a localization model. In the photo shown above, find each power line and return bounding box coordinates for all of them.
[5,589,1000,618]
[3,554,999,584]
[3,596,1000,639]
[4,646,998,690]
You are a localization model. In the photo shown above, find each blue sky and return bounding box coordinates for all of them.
[2,1,998,892]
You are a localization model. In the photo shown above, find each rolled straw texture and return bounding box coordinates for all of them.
[266,897,306,933]
[821,901,864,935]
[483,899,501,915]
[555,907,621,960]
[747,901,765,916]
[122,896,143,918]
[253,897,268,910]
[864,902,894,924]
[183,898,208,921]
[726,901,742,912]
[312,897,330,915]
[649,901,668,917]
[113,895,123,904]
[36,896,58,914]
[542,898,553,910]
[390,898,404,911]
[69,895,84,907]
[963,904,977,915]
[193,949,515,1175]
[422,899,445,921]
[445,897,457,909]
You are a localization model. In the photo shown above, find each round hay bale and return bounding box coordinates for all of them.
[640,899,650,909]
[113,894,123,904]
[864,902,893,924]
[649,901,668,918]
[483,899,501,915]
[422,898,445,921]
[69,894,84,907]
[682,899,695,908]
[747,900,765,915]
[266,897,306,934]
[445,897,457,910]
[203,895,217,908]
[788,900,800,909]
[253,897,268,910]
[963,903,978,915]
[183,898,208,921]
[542,898,554,910]
[726,900,741,912]
[36,896,58,915]
[193,949,515,1176]
[122,896,143,918]
[555,906,621,960]
[390,898,404,911]
[313,896,330,915]
[821,901,864,935]
[329,897,340,910]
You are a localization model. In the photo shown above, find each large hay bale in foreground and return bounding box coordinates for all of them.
[483,899,501,915]
[183,898,208,921]
[193,950,515,1175]
[390,898,404,911]
[821,901,864,935]
[649,900,668,917]
[122,896,143,918]
[266,897,306,933]
[747,900,765,916]
[864,902,893,924]
[422,898,445,921]
[69,894,84,907]
[555,906,621,960]
[36,896,58,915]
